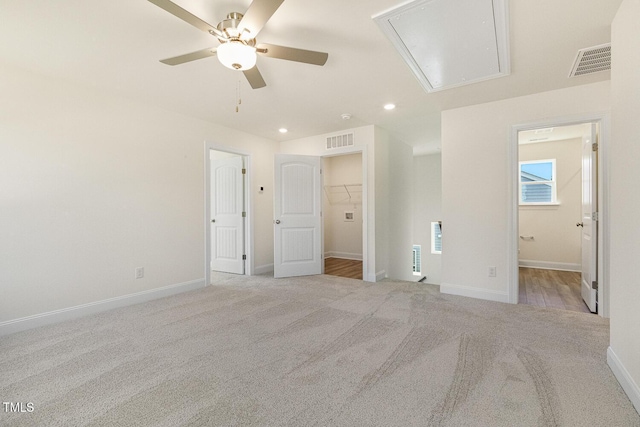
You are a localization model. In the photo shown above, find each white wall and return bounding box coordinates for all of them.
[413,154,442,284]
[518,138,582,270]
[374,130,390,280]
[609,0,640,413]
[0,64,278,325]
[323,153,363,259]
[384,129,414,282]
[441,81,610,303]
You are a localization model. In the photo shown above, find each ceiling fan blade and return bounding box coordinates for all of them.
[160,47,217,66]
[148,0,217,34]
[256,43,328,66]
[238,0,284,37]
[243,66,267,89]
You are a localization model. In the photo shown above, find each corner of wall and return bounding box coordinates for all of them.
[607,346,640,414]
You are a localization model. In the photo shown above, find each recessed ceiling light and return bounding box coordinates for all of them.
[279,128,288,133]
[384,103,396,110]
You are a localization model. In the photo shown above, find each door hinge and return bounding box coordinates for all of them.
[242,255,246,260]
[592,280,598,290]
[242,211,246,217]
[592,142,599,152]
[242,168,246,175]
[592,211,599,221]
[320,169,322,175]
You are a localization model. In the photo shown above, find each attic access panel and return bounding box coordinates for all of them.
[374,0,510,92]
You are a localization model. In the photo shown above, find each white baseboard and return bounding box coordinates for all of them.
[440,283,510,304]
[324,252,363,261]
[254,263,274,275]
[607,346,640,414]
[518,260,581,272]
[375,270,387,282]
[0,278,205,337]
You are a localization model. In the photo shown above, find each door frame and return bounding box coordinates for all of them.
[321,149,368,280]
[508,112,610,317]
[204,142,253,285]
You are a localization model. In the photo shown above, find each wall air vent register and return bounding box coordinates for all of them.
[326,133,355,150]
[569,43,611,78]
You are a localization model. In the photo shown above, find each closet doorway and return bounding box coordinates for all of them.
[322,152,363,280]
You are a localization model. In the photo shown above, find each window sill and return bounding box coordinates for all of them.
[519,203,560,208]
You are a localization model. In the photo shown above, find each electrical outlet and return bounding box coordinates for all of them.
[135,267,144,279]
[488,266,496,277]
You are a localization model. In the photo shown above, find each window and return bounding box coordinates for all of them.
[431,222,442,254]
[519,159,557,204]
[412,245,421,275]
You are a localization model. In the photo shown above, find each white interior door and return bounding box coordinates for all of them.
[580,124,597,312]
[274,154,322,278]
[211,155,245,275]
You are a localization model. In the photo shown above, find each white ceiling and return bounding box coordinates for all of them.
[0,0,621,154]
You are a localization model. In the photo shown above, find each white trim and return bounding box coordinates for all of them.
[254,263,274,275]
[324,252,363,261]
[518,260,581,272]
[204,142,254,285]
[607,347,640,414]
[440,283,510,304]
[375,270,387,281]
[0,279,205,336]
[508,112,610,319]
[518,203,561,207]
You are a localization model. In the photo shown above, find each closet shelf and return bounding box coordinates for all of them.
[323,184,362,205]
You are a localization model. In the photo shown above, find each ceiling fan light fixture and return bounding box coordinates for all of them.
[217,41,257,70]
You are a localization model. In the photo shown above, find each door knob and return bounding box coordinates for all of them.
[576,222,583,227]
[275,220,281,224]
[211,219,215,223]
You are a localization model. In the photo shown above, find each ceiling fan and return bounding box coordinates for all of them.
[148,0,329,89]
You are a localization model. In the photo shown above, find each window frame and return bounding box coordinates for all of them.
[518,159,558,205]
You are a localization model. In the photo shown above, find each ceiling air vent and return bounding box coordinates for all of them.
[569,43,611,78]
[326,133,354,150]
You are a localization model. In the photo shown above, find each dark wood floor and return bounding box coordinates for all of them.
[519,267,592,313]
[324,257,363,280]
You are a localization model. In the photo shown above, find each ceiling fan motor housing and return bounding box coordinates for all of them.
[217,12,245,41]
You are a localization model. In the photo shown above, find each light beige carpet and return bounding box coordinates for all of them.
[1,273,638,426]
